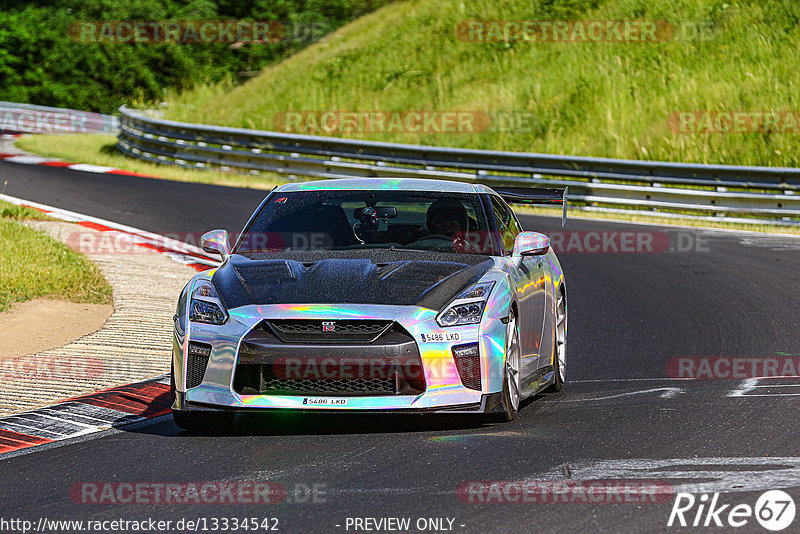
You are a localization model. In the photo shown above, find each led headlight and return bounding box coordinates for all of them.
[189,280,228,325]
[436,281,495,327]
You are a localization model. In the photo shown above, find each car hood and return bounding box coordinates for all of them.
[211,250,495,311]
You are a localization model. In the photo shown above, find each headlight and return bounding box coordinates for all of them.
[436,281,495,327]
[189,280,228,325]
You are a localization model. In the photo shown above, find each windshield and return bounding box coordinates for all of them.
[236,190,499,256]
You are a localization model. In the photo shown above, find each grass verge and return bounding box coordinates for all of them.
[0,201,55,221]
[0,200,113,312]
[14,134,281,190]
[159,0,800,168]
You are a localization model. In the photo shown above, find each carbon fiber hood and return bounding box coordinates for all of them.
[211,250,495,311]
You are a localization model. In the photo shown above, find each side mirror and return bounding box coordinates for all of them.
[513,231,550,257]
[200,229,230,261]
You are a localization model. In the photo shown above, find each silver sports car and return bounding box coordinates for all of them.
[171,178,567,429]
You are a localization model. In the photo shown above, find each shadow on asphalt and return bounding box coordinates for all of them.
[122,395,548,437]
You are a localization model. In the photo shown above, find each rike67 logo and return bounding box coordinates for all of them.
[668,490,796,531]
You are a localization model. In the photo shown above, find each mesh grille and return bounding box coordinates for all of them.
[270,320,389,334]
[186,347,210,389]
[235,364,397,396]
[233,364,425,396]
[264,320,392,343]
[262,376,395,395]
[453,345,481,391]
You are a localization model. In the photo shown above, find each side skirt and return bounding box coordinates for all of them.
[520,365,556,398]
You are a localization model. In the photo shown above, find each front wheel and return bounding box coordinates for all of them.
[490,310,521,422]
[170,364,234,431]
[548,290,567,392]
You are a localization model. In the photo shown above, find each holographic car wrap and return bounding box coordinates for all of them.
[171,178,567,420]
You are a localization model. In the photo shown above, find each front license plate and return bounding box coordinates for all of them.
[420,332,461,342]
[302,398,348,406]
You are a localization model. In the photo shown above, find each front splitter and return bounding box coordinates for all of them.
[173,391,505,415]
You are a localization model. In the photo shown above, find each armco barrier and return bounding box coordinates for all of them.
[94,105,800,225]
[0,101,118,134]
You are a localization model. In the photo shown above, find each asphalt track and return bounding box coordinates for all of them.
[2,159,800,533]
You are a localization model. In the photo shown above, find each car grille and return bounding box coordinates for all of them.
[186,342,211,389]
[234,359,426,396]
[238,365,397,396]
[264,319,392,344]
[234,320,426,396]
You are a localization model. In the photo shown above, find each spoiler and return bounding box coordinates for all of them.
[494,186,568,227]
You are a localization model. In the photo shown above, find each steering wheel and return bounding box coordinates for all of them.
[406,233,458,251]
[412,233,481,253]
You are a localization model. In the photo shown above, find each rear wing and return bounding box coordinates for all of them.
[493,186,568,227]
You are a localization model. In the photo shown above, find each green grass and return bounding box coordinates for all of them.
[15,134,281,191]
[15,0,800,234]
[0,201,54,221]
[0,201,113,312]
[157,0,800,168]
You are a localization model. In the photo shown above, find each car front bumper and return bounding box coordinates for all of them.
[173,389,507,415]
[173,302,511,413]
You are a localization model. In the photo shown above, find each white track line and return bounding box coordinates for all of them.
[0,193,217,267]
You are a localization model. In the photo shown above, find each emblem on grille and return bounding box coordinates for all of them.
[321,321,336,333]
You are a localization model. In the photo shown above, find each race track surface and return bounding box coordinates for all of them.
[2,159,800,533]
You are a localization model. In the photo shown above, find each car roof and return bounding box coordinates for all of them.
[276,177,496,194]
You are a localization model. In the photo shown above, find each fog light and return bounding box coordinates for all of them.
[188,342,212,357]
[452,342,481,391]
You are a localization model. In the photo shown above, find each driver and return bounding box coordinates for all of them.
[426,199,468,239]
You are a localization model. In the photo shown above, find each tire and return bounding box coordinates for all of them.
[491,310,521,422]
[548,289,567,392]
[170,363,234,431]
[172,409,234,432]
[170,362,177,405]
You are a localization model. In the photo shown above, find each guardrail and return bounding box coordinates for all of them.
[0,101,118,135]
[117,105,800,225]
